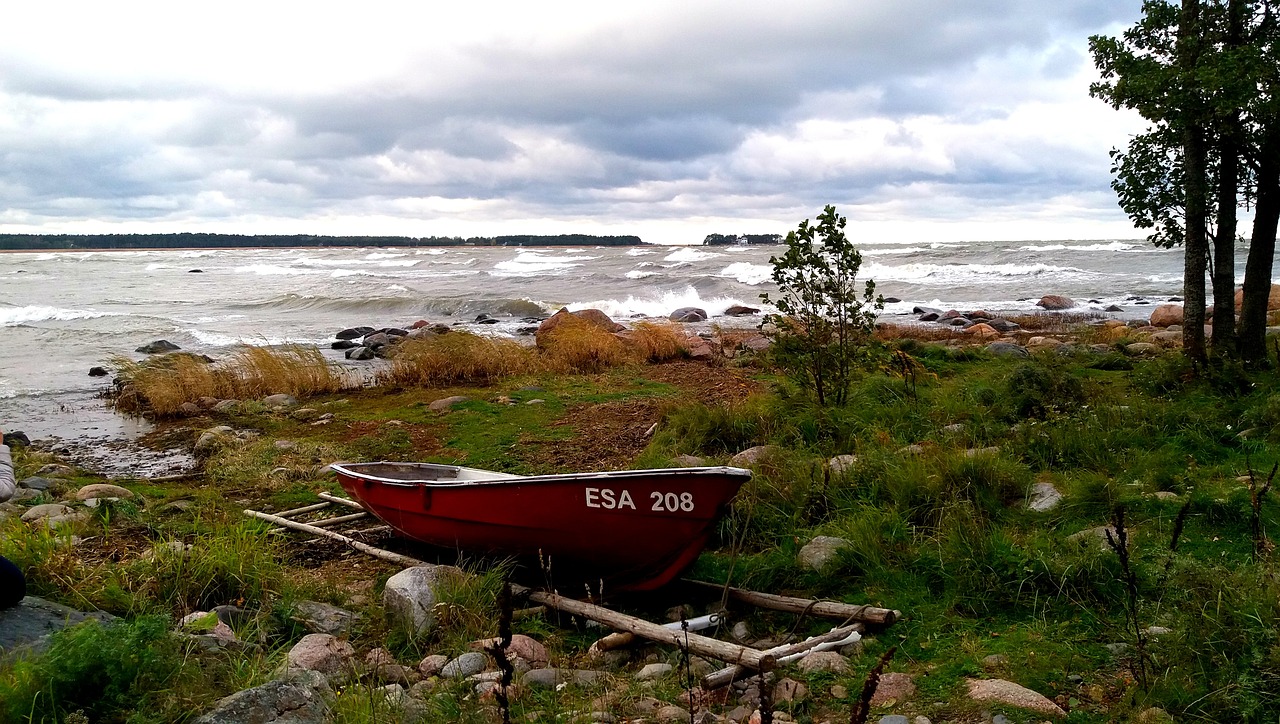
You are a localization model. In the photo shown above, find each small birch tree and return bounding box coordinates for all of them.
[760,205,881,407]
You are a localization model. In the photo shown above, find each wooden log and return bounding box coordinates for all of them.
[521,589,773,671]
[702,623,864,689]
[683,579,900,626]
[269,511,367,535]
[274,501,332,519]
[318,492,366,510]
[244,508,440,570]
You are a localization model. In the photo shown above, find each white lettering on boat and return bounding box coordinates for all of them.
[585,488,690,512]
[650,491,695,512]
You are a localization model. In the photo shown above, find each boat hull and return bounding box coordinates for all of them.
[330,462,751,591]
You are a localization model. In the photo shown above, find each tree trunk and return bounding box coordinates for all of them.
[1239,124,1280,361]
[1180,0,1209,365]
[1211,0,1246,355]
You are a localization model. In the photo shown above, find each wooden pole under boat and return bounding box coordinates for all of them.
[701,623,864,689]
[244,509,441,570]
[245,507,773,670]
[318,492,366,510]
[683,579,900,626]
[521,589,774,672]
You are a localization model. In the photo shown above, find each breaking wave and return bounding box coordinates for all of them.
[0,305,123,327]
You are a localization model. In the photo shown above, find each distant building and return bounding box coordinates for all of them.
[702,233,783,246]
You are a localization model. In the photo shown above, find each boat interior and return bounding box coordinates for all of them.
[334,462,520,483]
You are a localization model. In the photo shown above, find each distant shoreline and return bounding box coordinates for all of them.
[0,232,650,252]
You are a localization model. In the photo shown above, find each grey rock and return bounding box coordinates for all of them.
[418,653,449,677]
[828,454,857,476]
[441,651,489,678]
[20,503,73,523]
[213,399,240,412]
[429,395,470,412]
[0,596,116,656]
[192,669,331,724]
[635,662,673,680]
[1026,482,1063,512]
[985,318,1021,333]
[34,464,75,478]
[987,341,1030,358]
[797,535,853,571]
[75,483,133,501]
[796,650,849,674]
[88,366,110,377]
[361,332,392,349]
[1125,342,1161,356]
[291,600,361,636]
[522,668,607,688]
[335,327,374,341]
[728,445,779,468]
[669,306,709,323]
[263,394,298,408]
[383,566,448,634]
[19,476,53,491]
[286,634,356,677]
[879,716,911,724]
[136,339,181,354]
[345,346,376,360]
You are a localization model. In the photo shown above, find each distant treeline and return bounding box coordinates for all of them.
[0,233,646,250]
[703,233,783,246]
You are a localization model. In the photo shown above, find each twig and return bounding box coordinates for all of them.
[850,645,897,724]
[1105,506,1148,690]
[486,578,515,724]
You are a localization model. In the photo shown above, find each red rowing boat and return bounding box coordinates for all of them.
[330,462,751,591]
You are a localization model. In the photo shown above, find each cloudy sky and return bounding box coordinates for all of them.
[0,1,1150,244]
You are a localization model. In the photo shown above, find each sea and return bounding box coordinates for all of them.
[0,239,1208,473]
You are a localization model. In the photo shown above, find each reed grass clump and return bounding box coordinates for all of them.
[625,321,689,362]
[111,345,347,416]
[379,332,536,387]
[539,316,630,373]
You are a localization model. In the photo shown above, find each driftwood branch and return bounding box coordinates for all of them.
[702,623,864,689]
[318,492,367,510]
[683,579,899,626]
[244,509,435,569]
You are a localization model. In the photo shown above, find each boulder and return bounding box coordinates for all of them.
[429,395,469,412]
[20,504,73,523]
[987,342,1030,359]
[136,340,181,354]
[331,340,359,350]
[965,323,1001,341]
[286,634,356,677]
[723,305,760,317]
[383,566,448,634]
[965,678,1066,718]
[797,536,852,571]
[673,454,705,467]
[263,394,298,408]
[362,332,392,349]
[669,307,709,323]
[535,308,624,347]
[178,402,202,416]
[335,326,375,340]
[441,651,489,678]
[291,600,361,636]
[88,366,109,377]
[1026,482,1062,512]
[0,596,116,656]
[796,651,849,674]
[192,669,331,724]
[194,427,234,456]
[418,654,449,677]
[1036,295,1075,310]
[345,346,376,360]
[636,663,674,680]
[521,668,607,688]
[728,445,780,468]
[985,318,1021,333]
[75,484,134,501]
[35,463,74,478]
[1125,342,1161,356]
[19,476,53,491]
[1233,283,1280,311]
[869,672,916,707]
[1149,304,1184,327]
[828,454,857,476]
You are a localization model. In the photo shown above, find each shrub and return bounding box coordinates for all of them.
[760,205,882,406]
[380,332,535,387]
[1002,360,1086,419]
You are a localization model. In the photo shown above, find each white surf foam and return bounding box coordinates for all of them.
[0,305,121,327]
[718,262,773,286]
[864,261,1094,284]
[491,251,599,277]
[568,286,761,319]
[183,329,330,347]
[626,248,658,256]
[663,248,721,263]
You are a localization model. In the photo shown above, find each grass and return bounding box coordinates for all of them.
[111,345,350,416]
[7,335,1280,722]
[379,332,537,388]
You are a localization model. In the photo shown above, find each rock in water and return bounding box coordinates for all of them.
[136,339,181,354]
[1036,295,1075,310]
[669,307,709,323]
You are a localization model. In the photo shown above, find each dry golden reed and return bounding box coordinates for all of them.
[378,332,536,387]
[625,321,689,362]
[538,315,630,373]
[112,345,347,416]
